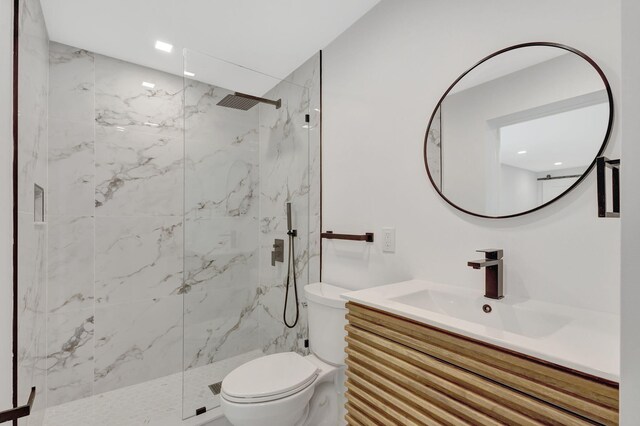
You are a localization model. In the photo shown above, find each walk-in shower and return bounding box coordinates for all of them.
[13,0,321,420]
[182,49,317,419]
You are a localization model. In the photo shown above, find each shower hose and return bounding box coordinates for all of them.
[283,228,299,328]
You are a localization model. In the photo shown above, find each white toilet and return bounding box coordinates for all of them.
[220,282,349,426]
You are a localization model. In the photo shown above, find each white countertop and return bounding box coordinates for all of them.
[342,280,620,382]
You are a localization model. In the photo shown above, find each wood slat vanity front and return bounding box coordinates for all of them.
[344,302,619,426]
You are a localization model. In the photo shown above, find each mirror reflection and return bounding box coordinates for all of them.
[425,45,612,217]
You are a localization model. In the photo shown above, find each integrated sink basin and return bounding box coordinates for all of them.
[342,280,620,382]
[390,287,570,339]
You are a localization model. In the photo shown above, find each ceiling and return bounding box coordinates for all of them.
[500,102,609,173]
[41,0,380,93]
[449,47,567,94]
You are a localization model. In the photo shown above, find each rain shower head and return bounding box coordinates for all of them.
[217,92,281,111]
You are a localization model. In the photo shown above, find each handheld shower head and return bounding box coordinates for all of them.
[286,203,292,231]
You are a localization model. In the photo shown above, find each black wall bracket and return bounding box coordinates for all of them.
[0,387,35,424]
[597,156,620,218]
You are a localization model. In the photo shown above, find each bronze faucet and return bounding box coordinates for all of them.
[468,249,504,299]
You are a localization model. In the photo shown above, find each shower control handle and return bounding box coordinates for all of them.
[271,239,284,266]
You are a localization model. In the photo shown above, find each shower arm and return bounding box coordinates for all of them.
[235,92,281,109]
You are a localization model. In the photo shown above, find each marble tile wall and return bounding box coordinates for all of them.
[258,53,321,356]
[45,42,321,413]
[46,43,185,406]
[181,79,262,414]
[17,0,49,424]
[46,42,95,408]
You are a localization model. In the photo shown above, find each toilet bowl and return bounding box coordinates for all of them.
[220,282,349,426]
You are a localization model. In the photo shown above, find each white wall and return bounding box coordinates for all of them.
[620,0,640,423]
[322,0,621,314]
[441,53,606,215]
[0,0,14,411]
[499,164,538,214]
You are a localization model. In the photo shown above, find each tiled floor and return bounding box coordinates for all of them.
[44,350,263,426]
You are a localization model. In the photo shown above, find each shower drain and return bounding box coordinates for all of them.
[208,381,223,395]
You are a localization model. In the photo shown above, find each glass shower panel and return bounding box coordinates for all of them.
[182,49,311,419]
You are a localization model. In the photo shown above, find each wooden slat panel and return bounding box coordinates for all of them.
[344,401,380,426]
[346,368,446,425]
[346,328,593,426]
[346,379,423,426]
[345,413,364,426]
[348,357,470,426]
[346,390,395,426]
[347,303,618,405]
[346,302,619,425]
[347,346,503,426]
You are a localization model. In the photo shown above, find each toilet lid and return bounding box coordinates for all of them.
[221,352,320,402]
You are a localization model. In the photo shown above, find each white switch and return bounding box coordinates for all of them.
[382,227,395,253]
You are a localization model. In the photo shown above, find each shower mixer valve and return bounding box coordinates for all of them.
[271,239,284,266]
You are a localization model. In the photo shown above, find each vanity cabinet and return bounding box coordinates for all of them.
[343,302,619,426]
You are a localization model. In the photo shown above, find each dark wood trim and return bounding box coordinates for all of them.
[423,42,615,219]
[349,302,619,388]
[319,49,323,282]
[322,231,374,243]
[12,0,19,424]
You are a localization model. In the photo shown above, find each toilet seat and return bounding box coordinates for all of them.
[221,352,320,404]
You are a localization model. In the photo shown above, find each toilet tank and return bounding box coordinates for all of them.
[304,282,349,365]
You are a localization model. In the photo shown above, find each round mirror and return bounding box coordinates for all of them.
[424,42,613,218]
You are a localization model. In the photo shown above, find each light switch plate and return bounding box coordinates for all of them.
[382,227,395,253]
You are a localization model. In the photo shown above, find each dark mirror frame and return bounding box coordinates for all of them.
[423,42,614,219]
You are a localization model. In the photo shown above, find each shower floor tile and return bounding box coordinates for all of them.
[44,350,263,426]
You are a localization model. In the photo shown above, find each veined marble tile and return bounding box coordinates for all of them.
[47,216,94,313]
[17,326,47,426]
[299,53,322,286]
[18,213,47,365]
[18,0,49,423]
[258,214,311,353]
[183,215,258,292]
[184,80,259,146]
[95,125,183,216]
[183,285,262,370]
[95,216,183,305]
[93,297,183,394]
[48,119,95,217]
[185,149,259,219]
[258,99,311,219]
[46,309,94,406]
[18,1,48,216]
[95,54,183,138]
[185,80,259,218]
[259,284,309,356]
[49,42,95,122]
[255,54,320,355]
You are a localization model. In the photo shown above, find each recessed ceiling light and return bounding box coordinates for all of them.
[155,40,173,53]
[144,122,160,127]
[554,162,563,166]
[184,71,195,77]
[142,81,155,89]
[517,150,527,155]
